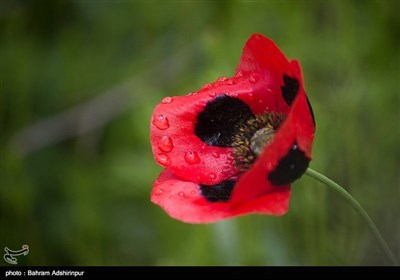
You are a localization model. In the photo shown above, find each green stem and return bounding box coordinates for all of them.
[305,168,398,265]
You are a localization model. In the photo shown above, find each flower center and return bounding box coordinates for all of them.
[232,113,284,171]
[249,125,276,156]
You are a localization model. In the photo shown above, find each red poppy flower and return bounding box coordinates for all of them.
[150,33,315,223]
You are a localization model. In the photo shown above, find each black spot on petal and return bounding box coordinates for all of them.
[281,75,299,106]
[268,142,310,185]
[195,95,255,147]
[200,180,236,202]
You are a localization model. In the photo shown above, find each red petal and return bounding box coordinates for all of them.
[151,169,290,224]
[236,33,290,77]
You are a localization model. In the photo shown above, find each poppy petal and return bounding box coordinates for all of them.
[151,169,290,224]
[236,33,290,78]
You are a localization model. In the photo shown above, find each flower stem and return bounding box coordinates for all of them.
[305,168,398,265]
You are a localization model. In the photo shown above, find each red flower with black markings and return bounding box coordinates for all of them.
[150,33,316,223]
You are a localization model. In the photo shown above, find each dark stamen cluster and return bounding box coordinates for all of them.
[232,113,285,171]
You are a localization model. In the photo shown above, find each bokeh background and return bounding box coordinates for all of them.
[1,0,399,266]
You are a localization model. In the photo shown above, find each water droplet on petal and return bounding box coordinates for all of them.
[156,153,171,166]
[217,76,228,82]
[209,173,216,180]
[184,151,200,164]
[249,74,259,83]
[157,135,173,152]
[212,152,220,158]
[153,180,161,186]
[154,188,164,196]
[190,190,196,195]
[208,91,216,97]
[161,97,173,104]
[266,162,272,170]
[267,88,272,93]
[248,92,254,100]
[227,79,236,85]
[236,71,244,77]
[202,83,212,90]
[178,191,185,197]
[152,114,170,130]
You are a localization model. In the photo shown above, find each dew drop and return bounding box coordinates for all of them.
[202,83,212,90]
[208,91,216,97]
[212,152,220,158]
[217,76,228,82]
[152,114,170,130]
[161,96,173,104]
[184,151,200,164]
[191,190,196,195]
[209,173,216,180]
[227,79,236,85]
[153,180,161,186]
[266,162,273,170]
[156,153,171,166]
[236,71,244,77]
[249,74,259,83]
[157,135,174,152]
[178,191,185,197]
[154,188,164,196]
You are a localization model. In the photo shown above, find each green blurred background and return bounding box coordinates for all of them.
[1,0,399,266]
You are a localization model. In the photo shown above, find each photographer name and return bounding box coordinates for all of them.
[29,270,84,277]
